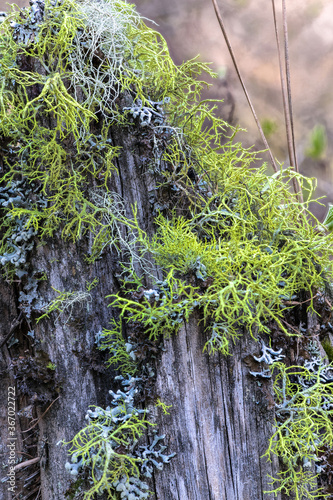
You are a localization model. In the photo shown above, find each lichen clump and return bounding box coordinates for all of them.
[1,0,333,499]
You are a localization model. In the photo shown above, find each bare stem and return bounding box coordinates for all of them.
[271,0,293,169]
[281,0,303,201]
[211,0,278,173]
[282,0,298,173]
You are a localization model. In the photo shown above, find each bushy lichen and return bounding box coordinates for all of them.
[0,0,214,250]
[64,377,174,500]
[1,0,333,498]
[99,318,138,377]
[263,353,333,499]
[109,171,333,355]
[37,287,92,324]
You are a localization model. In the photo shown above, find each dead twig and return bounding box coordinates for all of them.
[281,0,303,201]
[271,2,293,166]
[282,293,319,306]
[281,318,301,335]
[0,312,23,350]
[282,0,298,174]
[211,0,279,173]
[22,396,60,433]
[13,456,40,472]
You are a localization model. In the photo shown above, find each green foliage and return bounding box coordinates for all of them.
[305,125,327,160]
[99,319,138,376]
[261,118,278,138]
[264,361,333,499]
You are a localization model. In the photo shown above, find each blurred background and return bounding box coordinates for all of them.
[1,0,333,219]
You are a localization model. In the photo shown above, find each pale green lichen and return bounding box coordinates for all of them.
[1,0,333,498]
[109,169,333,355]
[64,377,174,500]
[0,0,215,249]
[263,357,333,499]
[99,318,138,377]
[64,379,151,500]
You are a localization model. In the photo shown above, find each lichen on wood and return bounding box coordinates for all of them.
[1,0,333,499]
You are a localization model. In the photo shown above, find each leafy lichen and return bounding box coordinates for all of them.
[64,377,174,500]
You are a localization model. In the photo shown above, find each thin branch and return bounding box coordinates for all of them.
[281,318,301,335]
[271,0,293,169]
[13,456,40,472]
[211,0,279,173]
[282,293,319,306]
[22,396,60,433]
[282,0,298,173]
[281,0,303,201]
[0,312,22,349]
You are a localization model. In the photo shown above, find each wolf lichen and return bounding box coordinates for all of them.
[64,377,174,500]
[109,170,333,355]
[1,0,333,498]
[263,357,333,499]
[0,0,213,250]
[99,318,138,376]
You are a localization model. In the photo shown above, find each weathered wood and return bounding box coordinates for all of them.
[1,124,282,499]
[153,314,280,500]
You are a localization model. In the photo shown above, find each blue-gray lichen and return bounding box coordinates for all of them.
[64,376,175,500]
[250,340,285,378]
[0,179,46,268]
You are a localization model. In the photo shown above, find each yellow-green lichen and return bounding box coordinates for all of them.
[109,168,333,354]
[99,318,138,376]
[264,361,333,499]
[0,0,214,250]
[1,1,333,499]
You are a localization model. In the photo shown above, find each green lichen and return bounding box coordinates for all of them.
[99,318,138,377]
[155,399,172,415]
[63,383,153,500]
[264,360,333,499]
[37,286,92,324]
[0,0,214,251]
[1,1,333,498]
[109,169,333,354]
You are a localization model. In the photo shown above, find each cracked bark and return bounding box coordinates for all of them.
[153,314,280,500]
